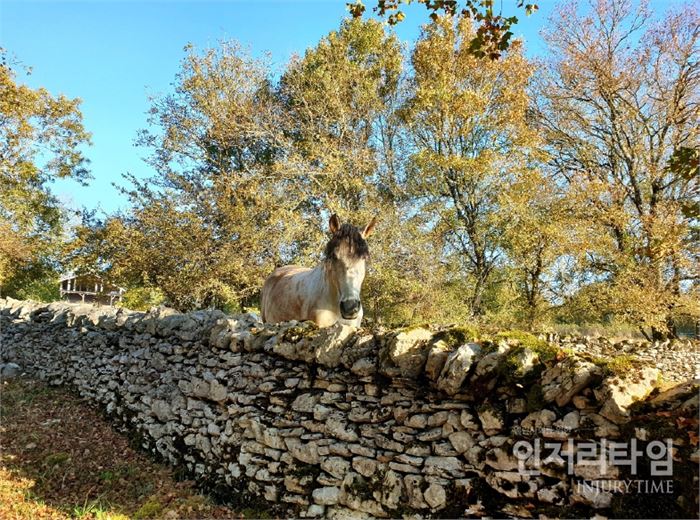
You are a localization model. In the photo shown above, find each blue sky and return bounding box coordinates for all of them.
[0,0,683,216]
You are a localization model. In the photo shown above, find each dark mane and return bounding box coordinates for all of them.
[324,223,370,261]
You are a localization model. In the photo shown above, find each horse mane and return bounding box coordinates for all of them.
[324,224,370,261]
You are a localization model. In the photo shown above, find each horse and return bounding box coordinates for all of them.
[260,214,377,328]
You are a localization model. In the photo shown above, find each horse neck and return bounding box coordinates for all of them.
[315,260,339,305]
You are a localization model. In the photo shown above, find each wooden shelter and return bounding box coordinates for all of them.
[59,273,125,305]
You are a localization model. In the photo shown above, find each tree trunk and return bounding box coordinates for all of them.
[470,276,486,317]
[650,315,678,341]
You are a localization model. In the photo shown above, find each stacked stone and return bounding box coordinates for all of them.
[557,335,699,384]
[1,298,697,519]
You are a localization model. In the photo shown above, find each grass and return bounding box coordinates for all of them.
[0,377,241,519]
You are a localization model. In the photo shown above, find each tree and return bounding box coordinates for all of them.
[535,0,700,339]
[0,50,91,294]
[498,169,580,328]
[71,43,302,311]
[280,19,461,326]
[347,0,538,60]
[400,15,537,317]
[279,18,403,217]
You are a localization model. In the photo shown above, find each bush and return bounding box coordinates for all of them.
[1,264,60,302]
[118,287,165,311]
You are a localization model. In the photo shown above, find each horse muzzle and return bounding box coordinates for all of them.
[340,299,361,320]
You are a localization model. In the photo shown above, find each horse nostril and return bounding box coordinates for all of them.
[340,299,360,316]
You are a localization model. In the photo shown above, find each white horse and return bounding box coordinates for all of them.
[261,214,377,328]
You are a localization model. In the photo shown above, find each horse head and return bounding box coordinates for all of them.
[324,214,377,321]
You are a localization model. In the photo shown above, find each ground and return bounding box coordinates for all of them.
[0,377,240,520]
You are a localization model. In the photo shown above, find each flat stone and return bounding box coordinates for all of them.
[405,414,428,429]
[424,456,463,477]
[313,486,341,505]
[484,447,519,471]
[0,362,21,379]
[285,438,320,464]
[521,409,557,431]
[572,483,612,508]
[292,393,319,413]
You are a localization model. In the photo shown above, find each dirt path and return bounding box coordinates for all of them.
[0,377,242,519]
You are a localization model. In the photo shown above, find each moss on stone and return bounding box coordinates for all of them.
[399,323,432,333]
[493,330,551,353]
[281,323,318,343]
[434,326,480,348]
[494,341,557,387]
[579,353,641,377]
[490,331,559,385]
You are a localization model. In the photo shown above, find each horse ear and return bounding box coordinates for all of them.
[329,214,340,234]
[362,216,378,238]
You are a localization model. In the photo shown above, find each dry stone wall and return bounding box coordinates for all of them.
[1,298,698,519]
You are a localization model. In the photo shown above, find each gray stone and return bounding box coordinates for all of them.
[423,483,446,510]
[313,486,341,505]
[0,362,21,379]
[326,414,359,442]
[425,340,451,381]
[403,475,428,509]
[208,379,228,402]
[292,393,319,413]
[388,328,433,378]
[572,483,612,508]
[321,457,352,480]
[541,358,603,407]
[306,505,326,517]
[379,470,403,510]
[477,404,504,435]
[595,367,660,424]
[436,343,481,395]
[448,431,476,454]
